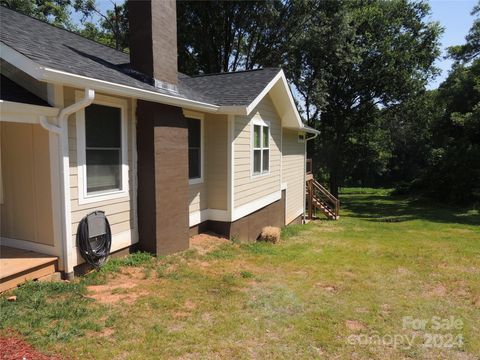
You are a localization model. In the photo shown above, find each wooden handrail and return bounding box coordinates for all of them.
[311,180,338,205]
[306,178,340,220]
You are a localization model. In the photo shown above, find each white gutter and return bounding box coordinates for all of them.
[41,67,219,113]
[0,42,218,113]
[40,88,95,133]
[39,88,95,279]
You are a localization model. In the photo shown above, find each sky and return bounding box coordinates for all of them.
[72,0,477,90]
[427,0,476,88]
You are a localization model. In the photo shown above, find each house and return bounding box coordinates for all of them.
[0,1,333,290]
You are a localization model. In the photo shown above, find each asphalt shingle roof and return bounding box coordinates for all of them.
[0,7,281,107]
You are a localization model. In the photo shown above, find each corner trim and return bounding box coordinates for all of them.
[227,114,235,220]
[286,208,304,225]
[189,209,229,226]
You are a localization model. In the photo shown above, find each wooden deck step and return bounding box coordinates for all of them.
[0,246,58,293]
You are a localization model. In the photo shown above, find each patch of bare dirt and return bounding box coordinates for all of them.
[396,267,412,276]
[426,283,447,297]
[99,327,114,337]
[183,300,197,310]
[315,283,338,293]
[173,311,190,319]
[341,270,356,278]
[189,232,230,255]
[86,268,150,305]
[345,320,366,332]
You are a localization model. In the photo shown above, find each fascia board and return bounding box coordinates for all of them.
[1,43,219,113]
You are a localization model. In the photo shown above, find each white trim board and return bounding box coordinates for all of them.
[0,43,218,113]
[46,84,64,269]
[0,100,59,124]
[0,236,60,257]
[250,117,271,178]
[227,114,235,220]
[286,208,304,225]
[1,44,317,135]
[231,191,281,222]
[189,209,229,227]
[75,91,130,205]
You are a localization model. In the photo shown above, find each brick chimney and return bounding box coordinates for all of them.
[128,0,178,91]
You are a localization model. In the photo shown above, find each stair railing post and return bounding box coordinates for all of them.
[308,180,313,220]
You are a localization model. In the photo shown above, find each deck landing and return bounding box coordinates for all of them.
[0,246,58,292]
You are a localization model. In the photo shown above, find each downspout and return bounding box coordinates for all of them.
[303,131,319,223]
[39,88,95,279]
[40,88,95,133]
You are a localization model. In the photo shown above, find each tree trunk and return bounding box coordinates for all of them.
[329,162,339,198]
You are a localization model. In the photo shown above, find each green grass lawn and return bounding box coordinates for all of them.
[1,188,479,359]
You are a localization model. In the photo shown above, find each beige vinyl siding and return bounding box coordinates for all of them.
[188,113,228,215]
[206,114,228,210]
[0,122,54,245]
[189,182,207,214]
[65,87,134,259]
[234,94,281,208]
[282,129,305,224]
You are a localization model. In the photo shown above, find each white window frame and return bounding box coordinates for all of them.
[251,118,270,177]
[76,92,129,205]
[184,110,204,185]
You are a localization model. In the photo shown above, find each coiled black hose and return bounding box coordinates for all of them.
[76,212,112,268]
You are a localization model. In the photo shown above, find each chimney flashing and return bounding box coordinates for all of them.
[154,78,178,93]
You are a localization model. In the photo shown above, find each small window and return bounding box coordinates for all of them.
[85,104,122,194]
[253,122,270,175]
[298,132,305,143]
[188,118,202,180]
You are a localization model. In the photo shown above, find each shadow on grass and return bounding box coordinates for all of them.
[340,192,480,227]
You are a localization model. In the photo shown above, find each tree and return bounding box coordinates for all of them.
[0,0,73,28]
[285,0,442,197]
[448,2,480,63]
[73,0,129,51]
[177,0,307,75]
[382,90,439,186]
[419,60,480,202]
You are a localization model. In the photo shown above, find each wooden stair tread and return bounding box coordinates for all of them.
[306,177,340,220]
[0,246,57,280]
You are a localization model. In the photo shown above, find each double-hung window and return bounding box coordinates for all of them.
[85,104,122,193]
[188,117,203,183]
[77,95,128,204]
[252,121,270,175]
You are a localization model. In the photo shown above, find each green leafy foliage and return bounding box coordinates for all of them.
[0,0,73,28]
[419,60,480,202]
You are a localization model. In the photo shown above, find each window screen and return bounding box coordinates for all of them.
[188,118,201,179]
[85,104,122,193]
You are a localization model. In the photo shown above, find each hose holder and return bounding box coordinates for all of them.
[77,210,112,268]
